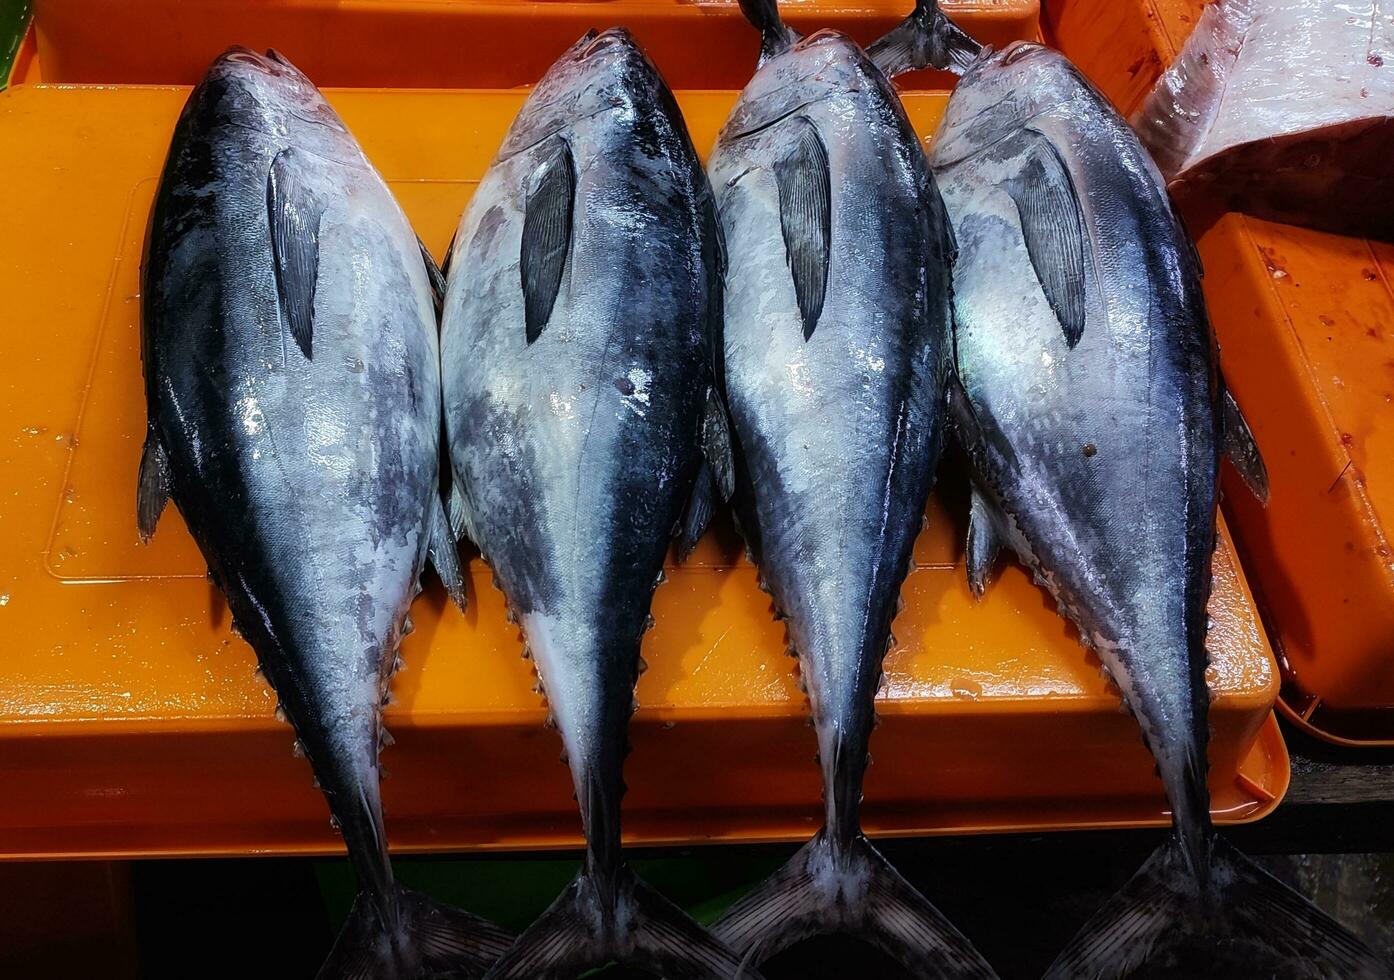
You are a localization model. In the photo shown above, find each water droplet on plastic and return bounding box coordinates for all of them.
[0,594,10,607]
[950,677,983,700]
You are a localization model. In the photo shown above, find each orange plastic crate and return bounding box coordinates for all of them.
[0,2,1288,859]
[30,0,1038,89]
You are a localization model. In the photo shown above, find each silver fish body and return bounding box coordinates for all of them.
[140,47,505,979]
[441,29,747,980]
[930,34,1385,978]
[706,5,995,974]
[933,42,1219,857]
[709,28,950,849]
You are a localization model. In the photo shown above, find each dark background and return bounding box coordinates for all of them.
[2,724,1376,980]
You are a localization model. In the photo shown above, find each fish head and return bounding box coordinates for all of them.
[207,46,320,94]
[930,41,1093,167]
[196,46,348,139]
[499,28,665,157]
[719,29,871,142]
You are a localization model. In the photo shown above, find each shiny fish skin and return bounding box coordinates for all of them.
[706,5,996,974]
[934,43,1219,860]
[710,28,948,851]
[140,47,508,979]
[441,29,748,980]
[931,34,1388,978]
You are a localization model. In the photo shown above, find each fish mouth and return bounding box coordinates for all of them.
[578,27,637,60]
[997,40,1045,67]
[219,46,307,79]
[795,28,848,51]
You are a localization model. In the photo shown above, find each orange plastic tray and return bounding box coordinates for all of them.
[1050,0,1394,745]
[0,72,1287,858]
[29,0,1038,90]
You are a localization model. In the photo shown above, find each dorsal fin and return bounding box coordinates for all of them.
[774,117,831,340]
[1002,128,1088,349]
[520,139,575,344]
[418,235,446,319]
[266,147,327,360]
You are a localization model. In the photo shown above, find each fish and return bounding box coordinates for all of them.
[1132,0,1394,241]
[138,47,512,980]
[703,0,996,975]
[438,28,751,980]
[887,2,1393,975]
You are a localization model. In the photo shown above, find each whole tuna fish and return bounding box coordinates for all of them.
[439,29,749,979]
[890,3,1391,975]
[704,1,995,975]
[139,47,511,980]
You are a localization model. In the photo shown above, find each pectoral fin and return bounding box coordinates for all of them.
[520,140,575,344]
[267,147,328,360]
[1003,129,1088,349]
[774,117,831,340]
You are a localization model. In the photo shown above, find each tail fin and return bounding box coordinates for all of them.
[713,829,997,978]
[484,865,759,980]
[1044,835,1391,980]
[737,0,798,63]
[317,883,514,980]
[867,0,983,78]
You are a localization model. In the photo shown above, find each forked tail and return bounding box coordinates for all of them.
[713,828,997,978]
[483,864,759,980]
[737,0,799,62]
[1044,834,1391,979]
[867,0,984,78]
[316,882,514,980]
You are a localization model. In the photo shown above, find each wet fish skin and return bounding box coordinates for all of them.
[935,38,1219,866]
[441,29,748,979]
[705,4,996,974]
[929,31,1388,978]
[140,47,507,979]
[711,26,949,853]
